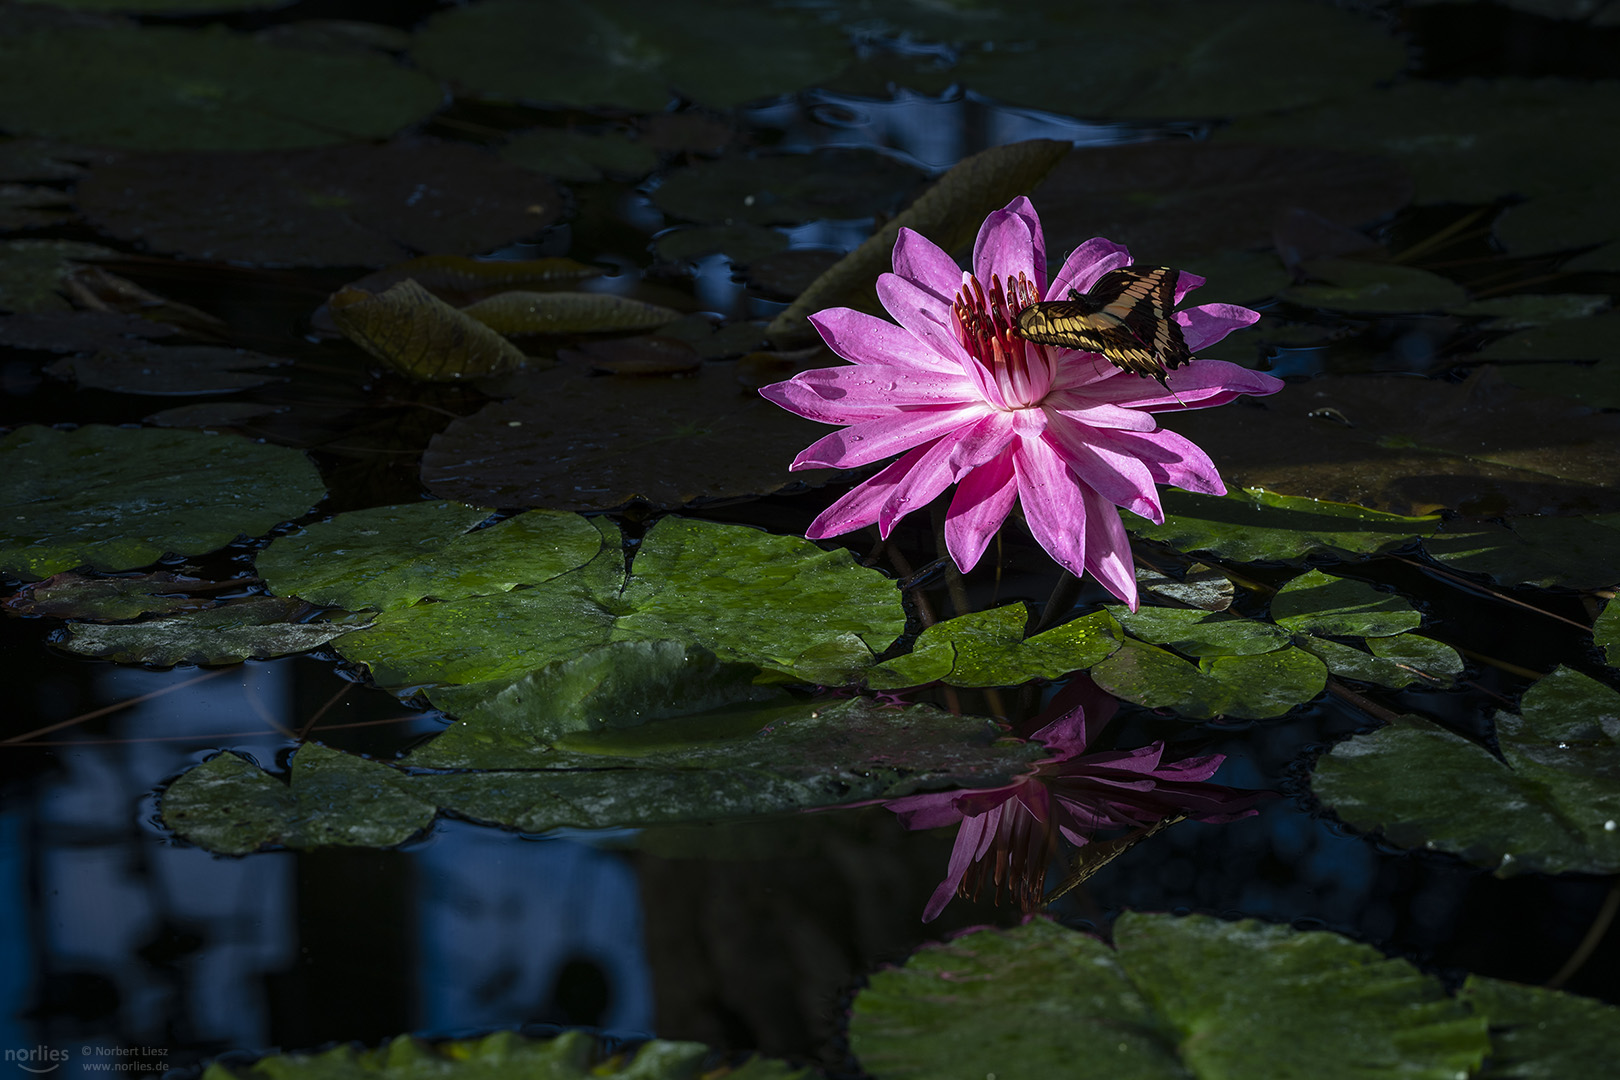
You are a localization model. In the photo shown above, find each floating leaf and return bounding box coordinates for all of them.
[1272,569,1423,638]
[743,250,843,302]
[1596,599,1620,667]
[850,914,1488,1080]
[1494,360,1620,410]
[162,743,435,855]
[257,502,605,613]
[1461,975,1620,1080]
[1116,606,1293,657]
[144,402,286,429]
[56,596,356,665]
[194,1029,806,1080]
[328,280,530,381]
[0,310,178,352]
[78,142,563,267]
[21,0,290,11]
[654,225,789,265]
[460,291,682,335]
[412,0,851,111]
[0,25,443,151]
[162,698,1041,846]
[45,345,289,395]
[0,239,116,313]
[867,605,1123,690]
[1033,144,1411,266]
[1451,294,1611,330]
[559,335,701,376]
[1300,635,1463,690]
[0,425,325,578]
[1,571,222,621]
[1135,563,1236,611]
[500,127,660,182]
[1132,488,1440,562]
[766,139,1072,344]
[1476,309,1620,362]
[1090,637,1327,720]
[0,182,75,230]
[651,149,924,228]
[328,255,604,304]
[420,362,832,511]
[1425,515,1620,590]
[1313,666,1620,875]
[1284,258,1469,314]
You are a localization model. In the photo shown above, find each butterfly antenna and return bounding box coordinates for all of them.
[1158,373,1189,408]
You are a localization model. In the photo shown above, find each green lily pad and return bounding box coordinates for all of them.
[1313,666,1620,875]
[0,310,177,352]
[1300,635,1463,690]
[44,345,289,396]
[1115,606,1292,658]
[0,25,443,151]
[1272,569,1423,638]
[327,280,530,381]
[651,149,925,228]
[654,225,790,265]
[1477,309,1620,363]
[499,127,659,182]
[0,239,116,314]
[419,362,833,511]
[1132,488,1440,562]
[1461,975,1620,1080]
[849,913,1488,1080]
[0,182,74,230]
[1090,637,1328,720]
[55,596,357,665]
[412,0,851,111]
[1425,515,1620,590]
[1494,360,1620,410]
[77,142,564,268]
[1451,294,1611,330]
[196,1027,804,1080]
[1284,259,1469,314]
[258,502,605,614]
[1135,563,1236,611]
[163,742,436,855]
[1033,143,1411,267]
[162,698,1041,847]
[19,0,288,10]
[1596,599,1620,667]
[460,291,682,335]
[144,402,287,430]
[866,605,1123,690]
[0,425,326,578]
[0,571,224,621]
[1164,369,1620,517]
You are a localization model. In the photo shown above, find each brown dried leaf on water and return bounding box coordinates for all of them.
[460,290,682,336]
[558,335,701,375]
[328,279,530,381]
[45,345,289,396]
[0,310,177,353]
[0,239,118,313]
[421,361,834,511]
[59,265,228,340]
[766,138,1072,345]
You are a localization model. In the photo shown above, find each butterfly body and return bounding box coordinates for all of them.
[1014,265,1191,386]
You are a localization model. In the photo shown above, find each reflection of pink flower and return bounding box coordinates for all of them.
[760,197,1283,609]
[885,681,1265,921]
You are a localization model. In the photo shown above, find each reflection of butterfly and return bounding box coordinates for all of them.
[1014,265,1191,387]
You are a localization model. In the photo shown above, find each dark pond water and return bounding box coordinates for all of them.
[3,1,1620,1077]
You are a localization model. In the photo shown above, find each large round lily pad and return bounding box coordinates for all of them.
[420,362,834,511]
[411,0,852,111]
[0,424,326,578]
[77,142,563,267]
[1132,488,1440,562]
[0,25,444,151]
[850,914,1488,1080]
[1313,666,1620,876]
[651,149,926,228]
[1090,637,1328,720]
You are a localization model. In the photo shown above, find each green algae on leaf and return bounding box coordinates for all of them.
[1272,569,1423,638]
[1116,606,1291,658]
[258,502,606,614]
[420,362,833,511]
[1313,666,1620,876]
[0,425,325,578]
[1,571,222,621]
[328,280,531,381]
[1425,515,1620,590]
[1090,637,1328,720]
[56,596,357,665]
[850,914,1488,1080]
[0,25,442,151]
[867,605,1123,690]
[1596,599,1620,667]
[1133,489,1440,562]
[1461,975,1620,1080]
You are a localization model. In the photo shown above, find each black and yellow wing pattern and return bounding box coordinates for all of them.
[1013,265,1191,386]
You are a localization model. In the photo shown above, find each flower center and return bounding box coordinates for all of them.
[951,271,1050,408]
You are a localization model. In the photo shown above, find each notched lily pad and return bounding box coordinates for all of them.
[1476,309,1620,363]
[45,345,289,395]
[1132,488,1440,562]
[1272,568,1423,638]
[78,142,564,267]
[328,280,530,381]
[1426,514,1620,590]
[1116,606,1292,657]
[867,606,1123,690]
[1313,666,1620,875]
[1090,637,1328,720]
[1461,975,1620,1080]
[56,595,358,665]
[420,362,833,511]
[0,424,326,578]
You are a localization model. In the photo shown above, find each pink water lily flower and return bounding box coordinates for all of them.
[760,197,1284,609]
[884,680,1266,921]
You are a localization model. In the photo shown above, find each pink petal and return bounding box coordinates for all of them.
[1014,437,1088,578]
[1049,237,1132,299]
[1027,677,1119,752]
[790,403,988,469]
[1179,302,1261,352]
[1173,270,1206,304]
[1081,485,1138,608]
[879,413,1015,533]
[808,307,961,372]
[922,814,988,921]
[877,272,972,370]
[943,449,1018,572]
[1044,395,1162,432]
[973,197,1045,297]
[891,227,964,304]
[804,447,932,538]
[763,364,979,424]
[884,789,973,829]
[1041,420,1164,524]
[1092,427,1225,496]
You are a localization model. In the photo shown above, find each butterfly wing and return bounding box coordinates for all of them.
[1014,266,1191,384]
